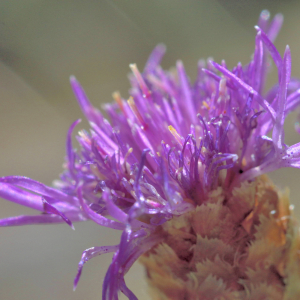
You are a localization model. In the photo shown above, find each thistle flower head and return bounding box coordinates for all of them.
[1,10,300,300]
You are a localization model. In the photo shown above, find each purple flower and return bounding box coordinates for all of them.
[1,11,300,299]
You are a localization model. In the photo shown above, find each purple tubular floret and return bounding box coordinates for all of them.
[272,46,291,150]
[70,76,104,127]
[267,13,284,42]
[67,119,82,179]
[77,186,125,230]
[210,61,276,120]
[255,26,282,81]
[143,44,166,73]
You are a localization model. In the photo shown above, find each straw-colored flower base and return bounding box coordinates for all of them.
[140,175,300,300]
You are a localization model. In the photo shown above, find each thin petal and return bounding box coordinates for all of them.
[119,278,138,300]
[73,245,119,290]
[267,13,284,42]
[77,186,125,230]
[70,76,103,125]
[0,182,43,211]
[255,26,282,81]
[144,44,166,73]
[0,211,86,227]
[0,176,77,205]
[177,60,196,124]
[103,189,128,223]
[272,45,291,149]
[66,119,81,177]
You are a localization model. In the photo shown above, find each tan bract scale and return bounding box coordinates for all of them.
[139,175,300,300]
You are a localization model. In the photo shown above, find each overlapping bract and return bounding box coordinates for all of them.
[1,11,300,300]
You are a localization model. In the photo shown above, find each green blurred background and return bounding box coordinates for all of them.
[0,1,300,299]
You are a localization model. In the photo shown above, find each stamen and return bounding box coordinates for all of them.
[127,97,147,128]
[124,148,133,162]
[175,167,183,180]
[112,91,126,116]
[242,157,247,167]
[123,148,133,175]
[219,78,227,96]
[202,101,210,110]
[78,130,91,145]
[129,64,151,99]
[168,125,183,146]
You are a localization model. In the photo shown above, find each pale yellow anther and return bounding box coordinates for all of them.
[202,101,210,110]
[78,130,91,145]
[202,146,208,154]
[123,148,133,174]
[124,148,133,160]
[175,167,183,181]
[112,91,121,104]
[127,97,134,107]
[129,64,151,98]
[90,164,106,180]
[127,97,146,127]
[113,91,126,116]
[175,167,183,175]
[168,125,183,146]
[242,157,247,167]
[219,78,227,96]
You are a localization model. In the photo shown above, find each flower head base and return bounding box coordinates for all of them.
[1,10,300,300]
[140,175,300,299]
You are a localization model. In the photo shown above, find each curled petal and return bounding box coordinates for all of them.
[103,189,128,223]
[77,186,125,230]
[42,198,74,229]
[73,245,119,290]
[102,229,161,300]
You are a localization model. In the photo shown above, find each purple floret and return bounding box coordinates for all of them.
[1,11,300,300]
